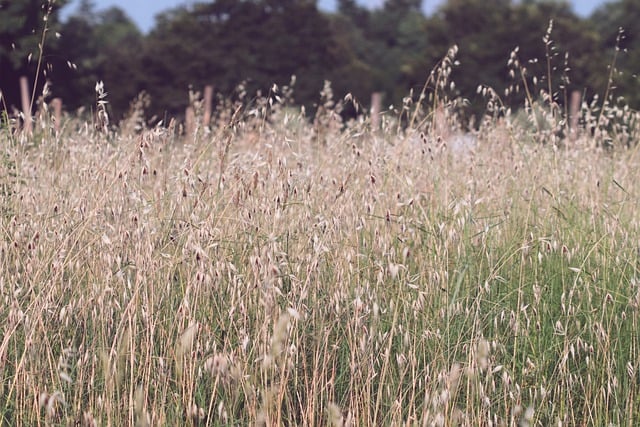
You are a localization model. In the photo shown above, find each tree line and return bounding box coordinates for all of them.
[1,0,639,125]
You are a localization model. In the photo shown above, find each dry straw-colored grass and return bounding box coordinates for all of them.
[2,4,639,422]
[1,81,640,426]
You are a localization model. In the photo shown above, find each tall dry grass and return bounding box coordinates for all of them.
[1,76,640,426]
[2,10,640,423]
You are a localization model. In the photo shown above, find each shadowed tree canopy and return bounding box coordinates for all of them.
[508,2,601,101]
[590,0,640,107]
[337,0,369,28]
[0,0,68,112]
[330,0,428,110]
[410,0,600,120]
[140,0,340,119]
[3,0,637,129]
[49,0,144,118]
[383,0,421,13]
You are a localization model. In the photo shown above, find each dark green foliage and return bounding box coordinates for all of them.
[140,0,339,118]
[48,1,144,119]
[0,0,67,112]
[591,0,640,107]
[409,0,601,119]
[330,0,429,111]
[3,0,639,126]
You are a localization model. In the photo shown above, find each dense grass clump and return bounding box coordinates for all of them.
[1,69,640,426]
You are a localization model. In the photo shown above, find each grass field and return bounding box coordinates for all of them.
[1,82,640,426]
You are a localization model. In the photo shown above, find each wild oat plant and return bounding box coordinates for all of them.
[2,53,640,426]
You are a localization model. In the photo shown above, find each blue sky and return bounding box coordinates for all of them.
[61,0,608,34]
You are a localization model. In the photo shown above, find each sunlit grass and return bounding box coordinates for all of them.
[1,83,640,426]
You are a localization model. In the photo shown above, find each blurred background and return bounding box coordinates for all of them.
[1,0,638,124]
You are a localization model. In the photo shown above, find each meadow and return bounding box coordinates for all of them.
[2,66,640,427]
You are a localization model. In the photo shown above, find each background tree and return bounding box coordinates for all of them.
[140,0,339,119]
[508,2,601,108]
[412,0,600,121]
[3,0,635,129]
[418,0,518,119]
[328,1,379,109]
[370,0,428,105]
[0,0,68,113]
[91,7,144,117]
[337,0,369,28]
[49,0,143,118]
[330,0,428,111]
[590,0,640,108]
